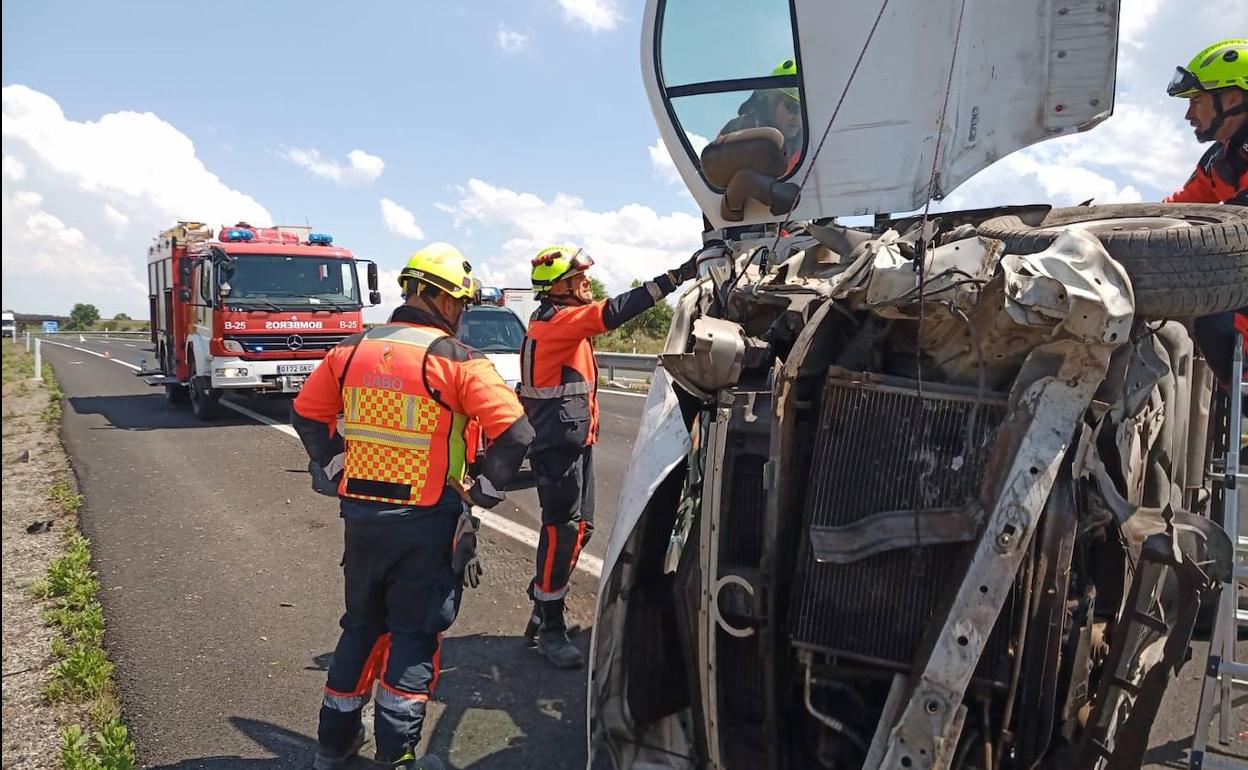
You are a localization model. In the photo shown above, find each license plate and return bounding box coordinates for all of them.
[277,363,316,375]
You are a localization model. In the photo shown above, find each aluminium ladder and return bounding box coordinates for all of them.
[1190,331,1248,770]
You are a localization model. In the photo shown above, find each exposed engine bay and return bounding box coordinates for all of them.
[589,205,1246,770]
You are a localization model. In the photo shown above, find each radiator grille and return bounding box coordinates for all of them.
[229,332,351,353]
[788,373,1008,666]
[721,455,767,568]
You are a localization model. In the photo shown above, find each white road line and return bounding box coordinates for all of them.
[43,340,141,370]
[45,338,604,579]
[124,343,138,348]
[219,399,300,438]
[599,388,646,399]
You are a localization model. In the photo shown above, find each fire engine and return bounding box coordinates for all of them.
[144,221,379,419]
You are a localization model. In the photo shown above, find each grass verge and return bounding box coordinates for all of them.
[5,340,138,769]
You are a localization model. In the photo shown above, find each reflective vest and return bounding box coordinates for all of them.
[338,324,469,506]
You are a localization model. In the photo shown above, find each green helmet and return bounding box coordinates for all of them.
[530,245,595,293]
[772,58,799,102]
[1168,38,1248,97]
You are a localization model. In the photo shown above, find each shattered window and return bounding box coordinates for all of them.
[657,0,805,188]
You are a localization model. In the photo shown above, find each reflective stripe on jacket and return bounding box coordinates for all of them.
[521,301,608,451]
[1165,126,1248,205]
[294,308,528,508]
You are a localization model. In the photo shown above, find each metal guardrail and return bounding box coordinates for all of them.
[596,351,658,382]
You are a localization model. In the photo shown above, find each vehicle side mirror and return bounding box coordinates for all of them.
[700,128,800,222]
[367,262,379,292]
[369,290,381,306]
[701,127,788,186]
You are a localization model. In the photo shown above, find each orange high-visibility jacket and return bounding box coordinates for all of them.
[1165,126,1248,205]
[294,311,529,508]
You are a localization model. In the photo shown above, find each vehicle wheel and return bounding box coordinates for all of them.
[977,203,1248,317]
[188,357,220,421]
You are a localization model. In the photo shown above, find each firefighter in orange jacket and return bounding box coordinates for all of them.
[1164,39,1248,388]
[292,243,533,769]
[520,244,698,668]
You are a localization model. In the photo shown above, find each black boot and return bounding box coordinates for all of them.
[536,598,583,669]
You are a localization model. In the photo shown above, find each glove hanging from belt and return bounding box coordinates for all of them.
[452,506,483,589]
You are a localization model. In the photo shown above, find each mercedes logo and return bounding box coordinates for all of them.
[286,335,304,351]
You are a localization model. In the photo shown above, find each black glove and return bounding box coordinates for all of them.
[670,253,700,284]
[452,509,483,589]
[308,457,342,497]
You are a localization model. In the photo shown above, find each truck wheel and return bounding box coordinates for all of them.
[188,358,220,421]
[165,382,190,405]
[976,203,1248,317]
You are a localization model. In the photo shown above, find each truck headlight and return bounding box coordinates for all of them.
[222,339,244,353]
[214,367,249,378]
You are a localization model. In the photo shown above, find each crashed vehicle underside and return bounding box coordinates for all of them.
[590,203,1247,770]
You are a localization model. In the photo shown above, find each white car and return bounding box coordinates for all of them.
[456,303,524,389]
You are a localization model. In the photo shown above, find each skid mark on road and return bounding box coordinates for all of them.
[43,341,605,579]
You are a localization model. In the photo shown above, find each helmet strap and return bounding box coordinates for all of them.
[1203,89,1248,141]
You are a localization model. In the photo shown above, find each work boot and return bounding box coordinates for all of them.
[311,725,368,770]
[538,628,585,669]
[536,598,584,669]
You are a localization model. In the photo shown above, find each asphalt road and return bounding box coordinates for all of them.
[37,335,1246,769]
[42,336,644,769]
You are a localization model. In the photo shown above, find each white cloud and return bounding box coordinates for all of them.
[649,133,710,185]
[380,197,426,240]
[283,147,385,186]
[497,24,530,53]
[556,0,621,32]
[102,203,129,231]
[444,178,702,293]
[1,84,270,316]
[1117,0,1164,69]
[3,154,26,180]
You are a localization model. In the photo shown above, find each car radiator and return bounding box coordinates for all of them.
[787,371,1011,670]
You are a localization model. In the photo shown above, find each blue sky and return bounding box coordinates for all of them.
[1,0,1238,320]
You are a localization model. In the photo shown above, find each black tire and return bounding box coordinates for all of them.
[165,382,189,405]
[977,203,1248,317]
[187,356,220,421]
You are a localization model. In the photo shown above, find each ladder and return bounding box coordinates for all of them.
[1190,331,1248,770]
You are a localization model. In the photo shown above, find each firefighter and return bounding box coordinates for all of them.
[292,242,534,769]
[520,245,699,668]
[1163,38,1248,388]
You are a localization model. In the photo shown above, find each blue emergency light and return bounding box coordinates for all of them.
[223,228,255,242]
[308,232,333,245]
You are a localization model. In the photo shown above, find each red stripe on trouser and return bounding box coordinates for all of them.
[568,521,589,572]
[326,632,391,698]
[428,633,443,695]
[541,525,559,592]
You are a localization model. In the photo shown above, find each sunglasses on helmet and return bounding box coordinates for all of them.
[531,248,595,272]
[1167,66,1205,97]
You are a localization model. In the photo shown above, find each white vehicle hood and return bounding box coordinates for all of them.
[644,0,1121,226]
[485,352,521,387]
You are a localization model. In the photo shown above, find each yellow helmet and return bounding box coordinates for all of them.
[398,242,475,300]
[530,244,595,293]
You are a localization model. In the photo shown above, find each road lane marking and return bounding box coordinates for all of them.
[42,339,606,579]
[42,340,141,370]
[124,343,138,348]
[599,388,646,399]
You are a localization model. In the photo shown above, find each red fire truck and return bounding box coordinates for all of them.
[145,221,379,419]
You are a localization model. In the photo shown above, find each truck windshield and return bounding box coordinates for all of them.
[221,255,361,309]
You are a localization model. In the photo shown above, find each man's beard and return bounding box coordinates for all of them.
[1195,123,1217,142]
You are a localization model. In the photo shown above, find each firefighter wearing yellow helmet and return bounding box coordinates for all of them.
[517,244,700,668]
[294,241,534,768]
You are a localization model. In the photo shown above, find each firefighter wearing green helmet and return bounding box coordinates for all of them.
[519,244,699,668]
[1164,38,1248,204]
[1163,39,1248,393]
[716,58,804,175]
